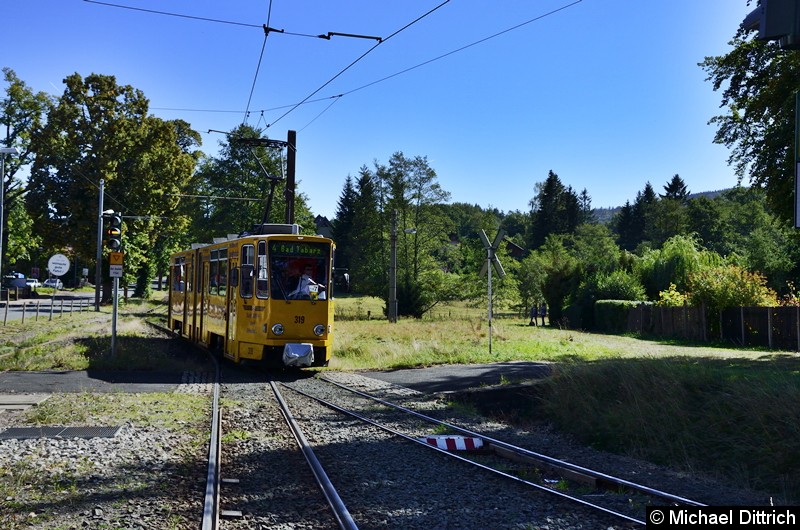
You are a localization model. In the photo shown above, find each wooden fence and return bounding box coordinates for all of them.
[626,304,707,342]
[625,304,800,351]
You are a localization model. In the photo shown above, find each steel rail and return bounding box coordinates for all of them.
[143,319,223,529]
[322,376,706,508]
[269,381,359,530]
[201,352,222,530]
[281,382,645,526]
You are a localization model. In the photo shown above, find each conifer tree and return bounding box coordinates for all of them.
[661,174,689,203]
[528,170,581,249]
[349,167,384,296]
[332,175,356,270]
[578,188,594,224]
[613,200,638,251]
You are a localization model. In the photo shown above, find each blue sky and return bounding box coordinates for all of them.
[6,0,753,219]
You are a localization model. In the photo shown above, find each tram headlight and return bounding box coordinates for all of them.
[313,324,325,337]
[271,323,285,336]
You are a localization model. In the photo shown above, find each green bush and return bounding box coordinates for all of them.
[571,271,646,330]
[596,270,646,301]
[594,300,642,334]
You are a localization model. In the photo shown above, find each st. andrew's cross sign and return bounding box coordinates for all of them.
[479,229,506,279]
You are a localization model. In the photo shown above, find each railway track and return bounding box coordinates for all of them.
[202,369,710,528]
[206,371,346,529]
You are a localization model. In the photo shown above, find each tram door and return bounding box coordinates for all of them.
[200,260,208,346]
[226,255,239,360]
[184,259,192,339]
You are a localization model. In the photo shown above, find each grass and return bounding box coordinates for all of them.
[3,293,799,502]
[0,297,206,372]
[25,392,209,431]
[535,356,800,500]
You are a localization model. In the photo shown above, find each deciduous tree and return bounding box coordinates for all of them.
[0,68,52,274]
[701,27,800,222]
[27,73,201,296]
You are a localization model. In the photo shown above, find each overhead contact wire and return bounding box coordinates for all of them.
[266,0,452,128]
[158,0,582,125]
[242,0,276,124]
[83,0,262,28]
[341,0,584,97]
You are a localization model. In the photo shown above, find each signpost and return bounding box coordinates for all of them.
[109,252,124,357]
[47,253,70,321]
[479,229,506,354]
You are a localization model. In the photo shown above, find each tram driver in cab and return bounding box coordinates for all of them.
[289,264,326,300]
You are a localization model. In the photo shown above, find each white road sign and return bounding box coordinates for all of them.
[48,253,71,277]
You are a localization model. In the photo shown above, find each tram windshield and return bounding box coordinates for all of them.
[268,240,330,301]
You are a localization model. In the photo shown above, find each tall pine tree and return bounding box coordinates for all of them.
[332,175,356,270]
[528,170,581,249]
[661,174,689,203]
[349,167,385,296]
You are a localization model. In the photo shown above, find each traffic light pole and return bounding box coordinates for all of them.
[111,276,118,357]
[95,180,104,311]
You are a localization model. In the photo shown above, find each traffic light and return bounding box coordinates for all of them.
[743,0,800,49]
[105,213,122,250]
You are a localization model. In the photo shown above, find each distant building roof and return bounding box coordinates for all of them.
[504,238,525,259]
[315,215,334,238]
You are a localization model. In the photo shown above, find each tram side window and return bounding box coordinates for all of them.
[241,245,254,299]
[209,251,218,295]
[172,262,183,291]
[256,241,269,298]
[218,248,227,296]
[173,258,185,292]
[208,249,229,296]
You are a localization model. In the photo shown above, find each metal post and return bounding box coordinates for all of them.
[487,247,493,355]
[111,276,118,356]
[389,210,398,323]
[95,179,104,311]
[0,147,20,285]
[285,130,296,224]
[49,287,56,321]
[0,155,5,285]
[478,229,504,355]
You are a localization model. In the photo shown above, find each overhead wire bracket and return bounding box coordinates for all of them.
[263,25,284,36]
[318,31,382,42]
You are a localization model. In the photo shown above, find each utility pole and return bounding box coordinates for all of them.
[95,179,104,311]
[389,210,398,323]
[285,130,296,224]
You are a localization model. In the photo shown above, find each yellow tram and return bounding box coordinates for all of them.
[168,224,335,367]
